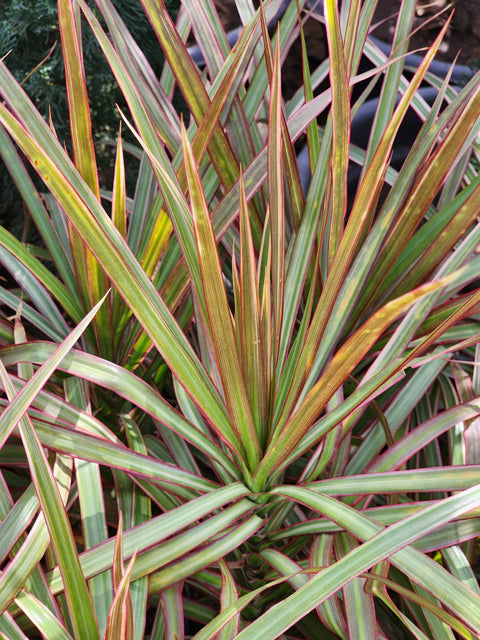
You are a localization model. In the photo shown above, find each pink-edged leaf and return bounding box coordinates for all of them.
[366,572,475,639]
[278,19,454,423]
[148,514,263,593]
[240,484,480,640]
[138,0,240,190]
[0,340,233,483]
[310,535,347,638]
[238,176,268,446]
[111,125,127,329]
[298,4,320,175]
[260,2,304,231]
[217,560,239,640]
[336,533,378,640]
[369,395,480,473]
[253,277,453,488]
[112,125,127,239]
[93,0,181,154]
[104,545,136,640]
[161,583,184,640]
[0,294,108,450]
[0,100,235,458]
[58,0,111,357]
[58,0,99,195]
[0,301,107,640]
[371,97,480,305]
[181,125,261,471]
[324,0,350,265]
[267,39,285,371]
[138,207,172,279]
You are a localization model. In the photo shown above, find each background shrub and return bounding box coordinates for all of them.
[0,0,180,237]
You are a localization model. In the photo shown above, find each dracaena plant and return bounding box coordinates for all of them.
[1,0,480,638]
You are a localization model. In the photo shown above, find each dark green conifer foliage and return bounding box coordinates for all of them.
[0,0,180,234]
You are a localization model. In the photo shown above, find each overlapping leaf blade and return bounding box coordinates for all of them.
[1,0,479,637]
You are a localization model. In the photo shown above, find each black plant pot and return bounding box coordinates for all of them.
[296,85,442,198]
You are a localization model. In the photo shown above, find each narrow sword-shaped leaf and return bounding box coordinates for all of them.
[0,300,107,640]
[138,0,241,191]
[0,484,38,565]
[310,466,480,495]
[238,176,267,445]
[0,99,235,455]
[279,21,452,420]
[0,124,78,295]
[121,416,151,640]
[0,612,30,640]
[298,2,320,175]
[0,225,83,326]
[217,560,239,640]
[266,39,285,372]
[0,294,107,449]
[160,583,184,640]
[46,484,251,594]
[260,2,304,232]
[182,125,261,471]
[253,277,451,489]
[309,535,347,638]
[0,446,76,615]
[368,396,480,472]
[147,515,263,592]
[189,575,292,640]
[94,0,181,154]
[361,0,416,171]
[0,342,235,476]
[13,590,73,640]
[65,377,112,636]
[336,532,378,640]
[58,0,112,358]
[29,420,215,496]
[347,287,480,473]
[0,514,52,614]
[58,0,99,195]
[368,574,473,639]
[234,485,480,640]
[105,537,136,640]
[324,0,350,265]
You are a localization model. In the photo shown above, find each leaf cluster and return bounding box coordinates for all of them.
[0,0,479,638]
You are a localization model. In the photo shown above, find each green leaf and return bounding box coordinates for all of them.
[254,277,452,488]
[0,93,233,454]
[0,342,235,478]
[58,0,99,195]
[0,294,107,450]
[13,590,73,640]
[266,39,285,371]
[217,560,239,640]
[324,0,350,264]
[160,583,184,640]
[58,0,112,356]
[235,485,480,639]
[238,175,268,445]
[65,377,112,636]
[182,124,261,472]
[46,485,252,596]
[104,535,136,640]
[0,298,107,640]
